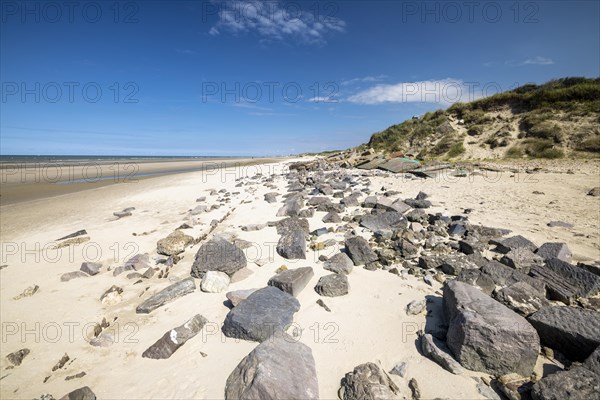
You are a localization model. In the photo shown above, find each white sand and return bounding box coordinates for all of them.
[1,158,598,399]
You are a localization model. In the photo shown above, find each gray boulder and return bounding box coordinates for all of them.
[419,332,465,375]
[222,286,300,342]
[543,258,600,298]
[531,367,600,400]
[324,253,354,275]
[494,282,550,316]
[136,277,196,314]
[345,236,378,266]
[268,267,314,297]
[490,235,537,254]
[360,212,408,232]
[528,306,600,361]
[80,262,102,276]
[142,315,208,359]
[536,242,572,262]
[59,387,96,400]
[157,230,194,256]
[314,274,349,297]
[276,229,306,260]
[191,237,247,278]
[264,192,279,203]
[443,280,540,376]
[481,261,545,293]
[340,362,400,400]
[224,334,318,400]
[277,195,303,217]
[322,211,342,223]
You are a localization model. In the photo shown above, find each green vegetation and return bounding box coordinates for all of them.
[365,77,600,160]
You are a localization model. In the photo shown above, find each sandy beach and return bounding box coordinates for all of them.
[1,157,599,400]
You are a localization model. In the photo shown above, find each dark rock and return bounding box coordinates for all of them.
[142,315,208,359]
[456,269,496,295]
[56,230,87,241]
[543,258,600,298]
[276,229,307,260]
[276,217,309,236]
[79,262,102,276]
[458,240,482,255]
[224,334,318,400]
[6,348,30,366]
[314,274,349,297]
[277,195,304,217]
[298,208,315,218]
[222,286,300,342]
[408,378,421,400]
[494,282,550,316]
[324,252,354,275]
[439,254,479,276]
[191,237,247,278]
[404,198,432,209]
[268,267,314,297]
[340,362,400,400]
[376,197,411,213]
[345,236,378,266]
[578,261,600,277]
[481,261,545,293]
[264,192,279,203]
[500,248,543,271]
[59,386,96,400]
[587,187,600,196]
[136,277,196,314]
[311,227,328,237]
[316,299,331,312]
[528,306,600,361]
[490,235,537,254]
[584,345,600,375]
[419,332,465,374]
[322,211,342,223]
[547,220,574,228]
[448,223,467,236]
[362,196,377,208]
[444,280,540,376]
[360,211,408,232]
[531,367,600,400]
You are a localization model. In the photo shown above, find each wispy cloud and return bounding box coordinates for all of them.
[506,56,555,66]
[341,75,387,86]
[308,96,338,103]
[346,78,479,106]
[208,1,346,44]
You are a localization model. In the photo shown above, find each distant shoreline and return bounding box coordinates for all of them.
[0,157,289,206]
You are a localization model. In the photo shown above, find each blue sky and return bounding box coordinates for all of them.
[1,0,599,156]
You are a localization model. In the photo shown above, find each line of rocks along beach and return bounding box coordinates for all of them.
[1,155,599,399]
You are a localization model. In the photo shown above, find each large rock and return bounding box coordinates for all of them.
[443,280,540,376]
[339,362,400,400]
[268,267,314,297]
[531,367,600,400]
[157,230,194,256]
[142,314,208,359]
[535,242,572,262]
[375,197,411,214]
[543,258,600,298]
[224,334,318,400]
[494,282,550,316]
[80,262,102,276]
[191,237,247,278]
[345,236,378,266]
[136,277,196,314]
[527,306,600,361]
[322,211,342,223]
[360,212,408,232]
[276,195,303,217]
[59,387,96,400]
[490,235,537,254]
[276,229,306,260]
[324,252,354,275]
[200,271,230,293]
[314,274,349,297]
[222,286,300,342]
[481,261,545,293]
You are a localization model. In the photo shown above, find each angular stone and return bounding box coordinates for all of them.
[276,229,307,260]
[584,345,600,374]
[529,265,579,304]
[531,367,600,400]
[544,258,600,298]
[322,211,342,223]
[490,235,537,254]
[264,192,279,203]
[404,198,432,209]
[277,195,303,217]
[340,362,401,400]
[61,271,89,282]
[80,262,102,276]
[314,274,349,297]
[142,314,208,359]
[481,261,546,293]
[360,211,408,232]
[500,248,543,271]
[136,277,196,314]
[224,334,318,400]
[376,197,411,213]
[191,237,247,278]
[419,332,465,375]
[324,253,354,275]
[494,282,550,317]
[456,269,496,295]
[6,348,30,366]
[200,271,230,293]
[268,267,314,297]
[439,254,479,276]
[157,230,194,256]
[528,306,600,361]
[444,280,540,376]
[226,288,258,307]
[345,236,378,266]
[362,196,377,208]
[536,242,572,262]
[59,387,96,400]
[222,286,300,342]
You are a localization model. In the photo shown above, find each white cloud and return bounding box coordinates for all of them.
[208,1,346,44]
[523,56,555,65]
[346,79,481,105]
[308,96,338,103]
[341,75,387,86]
